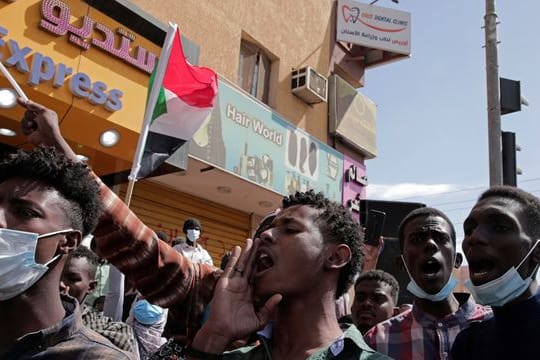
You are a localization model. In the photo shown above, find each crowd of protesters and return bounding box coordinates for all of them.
[1,98,539,359]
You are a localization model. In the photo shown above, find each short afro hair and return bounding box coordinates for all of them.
[398,207,456,252]
[282,190,363,299]
[478,186,540,239]
[356,270,400,304]
[0,146,102,236]
[68,245,100,278]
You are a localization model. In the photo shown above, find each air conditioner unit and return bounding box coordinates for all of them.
[291,67,328,104]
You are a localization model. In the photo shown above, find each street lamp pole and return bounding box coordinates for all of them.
[485,0,503,186]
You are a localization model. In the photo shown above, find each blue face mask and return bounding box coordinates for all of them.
[465,239,540,307]
[133,299,164,325]
[0,228,74,301]
[401,255,458,302]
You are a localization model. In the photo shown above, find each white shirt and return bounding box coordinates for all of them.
[173,242,214,265]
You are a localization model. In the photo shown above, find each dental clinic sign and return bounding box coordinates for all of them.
[337,0,411,55]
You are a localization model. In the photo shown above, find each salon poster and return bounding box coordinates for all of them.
[189,79,343,201]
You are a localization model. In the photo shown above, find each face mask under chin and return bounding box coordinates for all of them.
[401,255,458,302]
[466,239,540,306]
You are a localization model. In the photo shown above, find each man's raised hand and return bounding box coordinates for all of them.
[17,98,78,161]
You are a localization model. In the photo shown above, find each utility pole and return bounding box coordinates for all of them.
[485,0,503,186]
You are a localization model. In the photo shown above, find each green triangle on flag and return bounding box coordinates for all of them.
[135,26,217,180]
[148,68,168,125]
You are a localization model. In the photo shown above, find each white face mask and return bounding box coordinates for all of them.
[466,239,540,306]
[401,255,458,302]
[186,229,200,242]
[0,228,75,301]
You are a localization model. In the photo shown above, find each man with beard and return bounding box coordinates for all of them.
[451,187,540,359]
[20,100,388,359]
[364,207,491,360]
[351,270,400,334]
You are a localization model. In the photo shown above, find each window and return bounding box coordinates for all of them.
[238,40,271,104]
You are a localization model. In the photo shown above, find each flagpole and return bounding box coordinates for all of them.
[124,23,178,207]
[0,61,28,101]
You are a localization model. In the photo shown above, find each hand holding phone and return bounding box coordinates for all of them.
[364,210,386,246]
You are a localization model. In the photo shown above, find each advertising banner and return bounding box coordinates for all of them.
[329,74,377,159]
[190,80,344,202]
[342,155,367,222]
[336,0,411,55]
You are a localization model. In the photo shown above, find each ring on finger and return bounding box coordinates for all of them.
[234,267,244,275]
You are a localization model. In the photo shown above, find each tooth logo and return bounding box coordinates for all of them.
[342,5,360,23]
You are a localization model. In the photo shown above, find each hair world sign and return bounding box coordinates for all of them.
[39,0,157,74]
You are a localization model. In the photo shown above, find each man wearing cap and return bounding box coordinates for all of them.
[173,218,213,265]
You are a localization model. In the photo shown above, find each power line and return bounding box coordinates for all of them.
[520,177,540,184]
[430,198,477,207]
[385,177,540,202]
[438,189,540,214]
[392,185,486,201]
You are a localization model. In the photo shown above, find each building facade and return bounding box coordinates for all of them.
[0,0,409,265]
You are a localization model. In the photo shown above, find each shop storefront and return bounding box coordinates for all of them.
[0,0,347,264]
[0,0,161,175]
[117,180,252,263]
[0,0,254,263]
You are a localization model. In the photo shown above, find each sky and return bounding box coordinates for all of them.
[359,1,540,260]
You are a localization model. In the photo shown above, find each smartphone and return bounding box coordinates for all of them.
[364,210,386,246]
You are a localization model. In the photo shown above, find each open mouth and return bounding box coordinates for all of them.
[357,310,375,320]
[255,250,274,276]
[421,258,442,277]
[468,258,496,284]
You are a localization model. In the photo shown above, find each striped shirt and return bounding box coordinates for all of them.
[91,175,222,340]
[364,296,492,360]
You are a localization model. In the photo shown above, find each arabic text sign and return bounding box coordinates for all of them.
[0,24,123,111]
[40,0,157,74]
[337,0,411,55]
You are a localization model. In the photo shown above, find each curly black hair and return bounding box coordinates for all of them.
[68,245,100,278]
[356,269,400,304]
[478,186,540,239]
[398,207,456,251]
[282,190,363,298]
[0,146,102,236]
